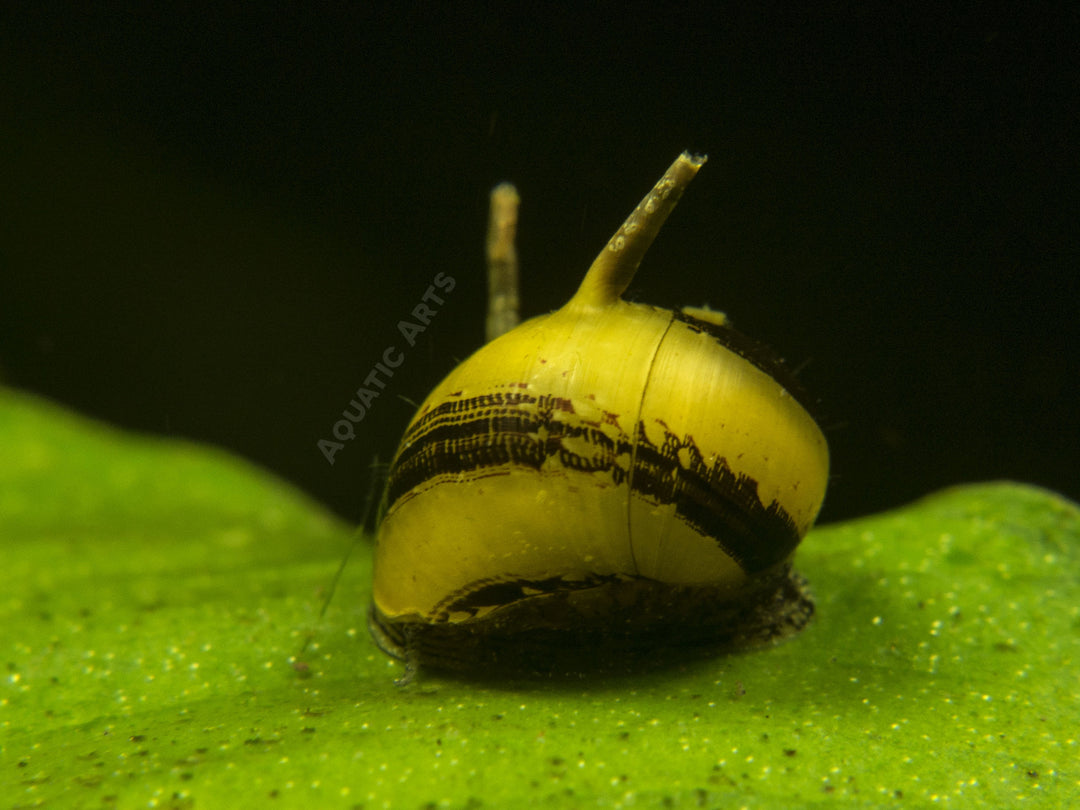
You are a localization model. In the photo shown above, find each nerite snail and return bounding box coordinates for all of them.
[369,153,829,676]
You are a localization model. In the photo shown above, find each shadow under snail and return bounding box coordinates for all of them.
[369,152,829,678]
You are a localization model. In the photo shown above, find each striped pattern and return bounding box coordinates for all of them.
[383,387,801,580]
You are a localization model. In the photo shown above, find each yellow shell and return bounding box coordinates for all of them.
[370,153,828,675]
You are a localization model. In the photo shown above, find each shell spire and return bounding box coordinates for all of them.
[569,151,707,310]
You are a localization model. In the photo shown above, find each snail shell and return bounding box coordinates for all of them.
[370,153,828,675]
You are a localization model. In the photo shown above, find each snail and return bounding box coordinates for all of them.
[369,152,829,677]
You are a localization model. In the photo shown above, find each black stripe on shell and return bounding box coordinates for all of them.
[431,572,624,622]
[630,421,801,574]
[382,394,800,576]
[672,309,821,420]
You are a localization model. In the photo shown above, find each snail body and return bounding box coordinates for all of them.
[370,153,828,675]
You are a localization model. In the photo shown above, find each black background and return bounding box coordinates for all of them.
[2,3,1076,526]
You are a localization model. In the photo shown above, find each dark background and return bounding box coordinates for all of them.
[2,3,1076,526]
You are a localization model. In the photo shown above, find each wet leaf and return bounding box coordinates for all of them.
[2,388,1077,809]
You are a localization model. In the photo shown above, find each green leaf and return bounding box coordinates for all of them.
[2,387,1077,809]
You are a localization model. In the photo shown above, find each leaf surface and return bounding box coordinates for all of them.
[2,388,1077,809]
